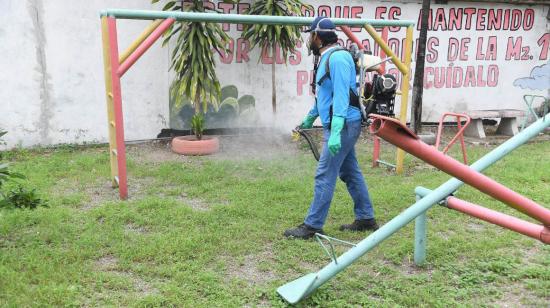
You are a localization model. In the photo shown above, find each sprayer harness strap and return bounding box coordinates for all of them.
[315,48,362,127]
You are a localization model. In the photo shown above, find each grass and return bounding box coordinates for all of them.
[0,132,549,307]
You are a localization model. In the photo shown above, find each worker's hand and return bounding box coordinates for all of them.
[300,115,317,129]
[328,116,345,156]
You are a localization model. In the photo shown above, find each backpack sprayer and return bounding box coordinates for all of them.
[293,43,398,161]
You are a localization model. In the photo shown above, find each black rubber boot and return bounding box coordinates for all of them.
[340,218,379,232]
[284,223,324,239]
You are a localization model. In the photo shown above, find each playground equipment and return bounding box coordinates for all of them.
[100,9,415,199]
[434,112,471,164]
[521,94,549,131]
[277,114,550,304]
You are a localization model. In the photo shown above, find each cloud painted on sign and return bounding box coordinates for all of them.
[513,64,550,91]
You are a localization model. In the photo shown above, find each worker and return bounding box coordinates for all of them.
[284,17,379,239]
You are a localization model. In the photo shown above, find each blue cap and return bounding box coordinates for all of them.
[304,16,336,33]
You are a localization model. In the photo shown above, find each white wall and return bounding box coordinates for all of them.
[0,0,170,148]
[212,1,550,130]
[0,1,548,148]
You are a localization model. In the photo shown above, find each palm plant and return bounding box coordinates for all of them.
[190,113,205,140]
[153,0,232,114]
[241,0,310,114]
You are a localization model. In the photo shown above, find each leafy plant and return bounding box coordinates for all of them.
[0,163,25,190]
[191,113,205,140]
[0,186,48,210]
[170,84,258,129]
[241,0,310,114]
[0,130,47,210]
[0,129,6,160]
[153,0,231,114]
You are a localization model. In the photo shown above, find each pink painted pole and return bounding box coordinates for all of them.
[372,137,380,167]
[341,25,363,48]
[435,112,471,164]
[107,17,128,200]
[370,115,550,226]
[117,18,175,77]
[445,196,550,244]
[380,27,388,73]
[370,27,387,168]
[340,25,385,75]
[339,25,386,167]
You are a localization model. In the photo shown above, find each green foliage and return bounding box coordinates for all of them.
[221,84,238,101]
[241,0,308,61]
[237,94,256,113]
[0,135,549,305]
[219,97,239,114]
[0,163,25,189]
[152,0,231,113]
[241,0,311,113]
[191,113,205,140]
[0,129,6,159]
[0,131,47,210]
[170,84,257,129]
[0,186,48,210]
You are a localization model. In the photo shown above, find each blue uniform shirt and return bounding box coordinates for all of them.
[307,47,361,127]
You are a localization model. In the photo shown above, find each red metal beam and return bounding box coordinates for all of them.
[340,25,385,75]
[370,114,550,226]
[445,196,550,244]
[117,18,175,77]
[107,17,128,199]
[435,112,471,164]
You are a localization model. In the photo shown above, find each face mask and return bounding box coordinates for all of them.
[307,33,321,56]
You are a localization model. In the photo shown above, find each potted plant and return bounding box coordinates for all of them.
[152,0,231,154]
[241,0,310,114]
[171,113,220,155]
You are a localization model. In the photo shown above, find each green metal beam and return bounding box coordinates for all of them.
[277,115,550,304]
[99,9,415,27]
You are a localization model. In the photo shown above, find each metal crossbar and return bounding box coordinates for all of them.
[314,233,356,265]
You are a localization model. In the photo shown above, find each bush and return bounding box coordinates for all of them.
[0,187,48,210]
[0,130,48,210]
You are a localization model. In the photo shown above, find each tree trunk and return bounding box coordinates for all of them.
[411,0,431,133]
[272,44,277,114]
[194,92,200,114]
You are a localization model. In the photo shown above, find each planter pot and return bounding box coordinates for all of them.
[171,136,219,155]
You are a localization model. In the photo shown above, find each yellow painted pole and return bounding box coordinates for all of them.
[119,19,163,64]
[364,24,408,75]
[101,16,119,187]
[395,25,414,174]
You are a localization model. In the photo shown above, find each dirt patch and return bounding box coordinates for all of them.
[212,133,300,161]
[125,223,148,235]
[95,254,118,271]
[126,133,301,164]
[127,140,188,165]
[490,243,545,306]
[381,256,435,277]
[83,177,155,210]
[224,243,277,285]
[467,222,486,232]
[94,254,158,296]
[177,192,212,211]
[492,283,536,307]
[521,244,542,264]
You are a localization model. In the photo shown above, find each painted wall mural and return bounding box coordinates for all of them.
[169,1,549,129]
[513,63,550,91]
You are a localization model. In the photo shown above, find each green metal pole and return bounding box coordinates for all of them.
[100,9,415,27]
[278,116,550,304]
[414,195,427,266]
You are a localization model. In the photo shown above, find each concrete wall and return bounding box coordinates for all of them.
[0,0,548,149]
[209,1,550,131]
[0,0,170,148]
